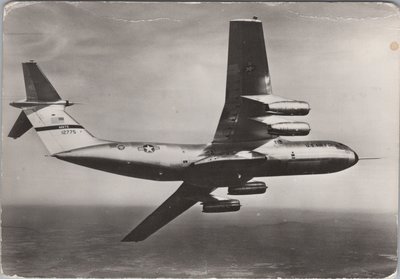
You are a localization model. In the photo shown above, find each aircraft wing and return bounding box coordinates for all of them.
[122,182,214,242]
[213,19,276,144]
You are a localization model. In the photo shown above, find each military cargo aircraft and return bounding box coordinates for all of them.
[9,18,358,242]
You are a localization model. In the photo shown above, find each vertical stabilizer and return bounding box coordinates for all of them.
[9,61,107,154]
[22,61,61,102]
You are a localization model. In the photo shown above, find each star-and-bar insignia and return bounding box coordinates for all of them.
[138,144,160,153]
[244,63,255,73]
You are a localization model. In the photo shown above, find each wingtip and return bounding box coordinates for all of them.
[231,16,261,23]
[24,59,37,64]
[121,231,147,242]
[121,236,142,242]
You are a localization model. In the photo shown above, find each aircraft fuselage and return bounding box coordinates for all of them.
[55,138,358,187]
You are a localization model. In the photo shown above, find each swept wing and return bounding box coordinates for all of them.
[213,19,275,144]
[122,182,215,242]
[124,20,276,241]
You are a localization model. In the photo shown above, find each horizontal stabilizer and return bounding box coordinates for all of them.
[8,111,32,139]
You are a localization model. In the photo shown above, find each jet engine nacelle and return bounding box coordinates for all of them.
[266,101,310,116]
[228,181,267,195]
[202,199,241,213]
[269,122,310,136]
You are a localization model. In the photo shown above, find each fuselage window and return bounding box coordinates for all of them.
[117,144,125,150]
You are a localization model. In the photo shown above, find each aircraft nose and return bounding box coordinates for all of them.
[349,150,359,166]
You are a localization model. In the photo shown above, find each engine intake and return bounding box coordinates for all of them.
[228,181,267,195]
[202,199,241,213]
[266,101,310,116]
[269,122,310,136]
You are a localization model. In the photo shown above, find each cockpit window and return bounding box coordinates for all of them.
[335,143,347,150]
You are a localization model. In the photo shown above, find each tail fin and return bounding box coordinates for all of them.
[22,61,61,102]
[8,61,106,155]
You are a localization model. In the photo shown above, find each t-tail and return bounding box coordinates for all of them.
[8,61,106,155]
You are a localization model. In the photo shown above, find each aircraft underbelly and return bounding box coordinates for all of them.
[54,142,206,181]
[57,156,183,181]
[263,158,346,176]
[184,156,353,186]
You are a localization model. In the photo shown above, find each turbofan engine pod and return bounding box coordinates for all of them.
[202,199,241,213]
[269,122,310,136]
[266,101,310,116]
[228,181,267,195]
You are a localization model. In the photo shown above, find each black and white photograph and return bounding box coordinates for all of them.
[1,1,398,278]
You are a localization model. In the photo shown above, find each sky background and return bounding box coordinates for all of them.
[1,2,399,212]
